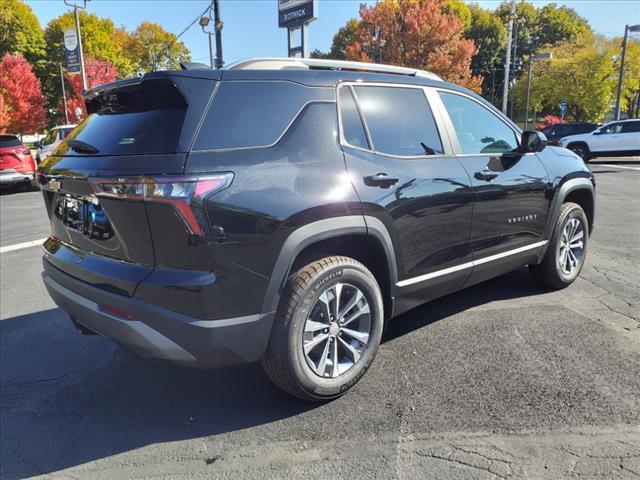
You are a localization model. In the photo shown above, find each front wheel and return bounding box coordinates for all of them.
[530,202,588,289]
[262,256,384,401]
[567,142,591,162]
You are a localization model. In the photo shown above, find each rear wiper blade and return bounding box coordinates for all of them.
[67,139,99,154]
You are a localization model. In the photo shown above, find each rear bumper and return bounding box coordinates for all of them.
[0,169,34,186]
[42,267,275,369]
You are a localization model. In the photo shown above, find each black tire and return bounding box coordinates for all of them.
[567,142,591,162]
[529,202,588,289]
[262,256,384,402]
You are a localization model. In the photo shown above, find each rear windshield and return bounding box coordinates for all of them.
[0,135,22,148]
[60,79,187,156]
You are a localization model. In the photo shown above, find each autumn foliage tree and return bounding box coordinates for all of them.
[345,0,482,91]
[0,53,46,134]
[61,58,117,124]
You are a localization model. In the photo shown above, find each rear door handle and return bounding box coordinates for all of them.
[364,173,399,189]
[474,170,499,181]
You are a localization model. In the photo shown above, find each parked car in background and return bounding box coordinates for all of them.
[38,58,595,401]
[541,122,599,146]
[36,125,76,163]
[0,134,37,189]
[558,119,640,161]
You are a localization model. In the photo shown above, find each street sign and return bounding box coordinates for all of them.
[63,28,81,74]
[559,99,568,118]
[278,0,316,29]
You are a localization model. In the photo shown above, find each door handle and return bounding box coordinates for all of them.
[364,173,399,189]
[474,170,499,181]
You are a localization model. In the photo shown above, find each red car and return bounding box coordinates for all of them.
[0,134,37,189]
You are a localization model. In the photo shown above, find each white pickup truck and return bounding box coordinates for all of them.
[558,119,640,161]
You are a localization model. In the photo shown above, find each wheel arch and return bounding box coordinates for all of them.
[260,216,397,320]
[539,176,595,261]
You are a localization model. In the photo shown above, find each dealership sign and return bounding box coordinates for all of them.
[63,28,81,73]
[278,0,316,28]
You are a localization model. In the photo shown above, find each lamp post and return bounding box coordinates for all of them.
[63,0,89,91]
[614,24,640,120]
[524,52,552,130]
[200,0,224,69]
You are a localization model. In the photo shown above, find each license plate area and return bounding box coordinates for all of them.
[56,195,114,240]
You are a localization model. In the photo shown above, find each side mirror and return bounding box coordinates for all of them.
[520,130,547,153]
[593,129,602,135]
[34,140,41,149]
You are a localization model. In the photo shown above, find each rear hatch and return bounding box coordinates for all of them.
[0,135,34,173]
[38,72,219,296]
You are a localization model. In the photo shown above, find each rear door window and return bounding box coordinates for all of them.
[193,81,313,151]
[353,85,443,156]
[0,135,22,148]
[621,121,640,133]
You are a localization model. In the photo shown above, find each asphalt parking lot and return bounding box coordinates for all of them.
[1,161,639,480]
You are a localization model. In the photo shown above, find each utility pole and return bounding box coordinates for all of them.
[64,0,88,91]
[59,64,69,124]
[524,52,552,130]
[213,0,223,69]
[200,0,224,69]
[501,0,516,115]
[614,24,640,120]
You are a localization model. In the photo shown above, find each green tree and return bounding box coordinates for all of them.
[0,0,46,69]
[442,0,471,30]
[465,4,507,102]
[311,19,361,60]
[612,37,640,118]
[42,10,132,120]
[124,21,191,73]
[535,3,590,49]
[512,34,616,123]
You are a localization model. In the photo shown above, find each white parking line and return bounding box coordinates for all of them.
[0,238,48,254]
[591,163,640,171]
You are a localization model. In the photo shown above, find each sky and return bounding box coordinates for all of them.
[25,0,640,67]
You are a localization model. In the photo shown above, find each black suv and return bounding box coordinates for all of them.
[541,122,599,145]
[38,58,595,401]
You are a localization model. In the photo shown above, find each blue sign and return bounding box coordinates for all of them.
[63,28,81,74]
[559,99,568,115]
[278,0,316,28]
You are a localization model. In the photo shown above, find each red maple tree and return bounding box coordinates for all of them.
[0,53,46,134]
[345,0,482,91]
[60,58,118,124]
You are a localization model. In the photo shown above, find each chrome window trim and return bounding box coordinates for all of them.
[433,88,522,156]
[396,240,547,288]
[336,81,450,159]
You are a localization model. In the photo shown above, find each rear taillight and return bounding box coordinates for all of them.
[89,174,233,236]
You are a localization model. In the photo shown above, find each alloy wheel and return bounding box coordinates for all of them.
[558,217,584,276]
[302,283,371,378]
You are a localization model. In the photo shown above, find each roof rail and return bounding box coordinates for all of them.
[225,57,442,81]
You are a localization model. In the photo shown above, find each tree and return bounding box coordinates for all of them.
[465,4,507,102]
[123,21,191,73]
[312,19,361,60]
[345,0,482,91]
[613,37,640,118]
[512,34,616,123]
[0,53,46,134]
[62,58,117,124]
[535,3,590,50]
[0,0,46,68]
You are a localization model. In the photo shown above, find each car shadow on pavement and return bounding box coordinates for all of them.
[1,268,547,478]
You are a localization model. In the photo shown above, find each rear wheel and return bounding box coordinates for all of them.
[567,142,591,162]
[262,256,384,401]
[529,202,588,289]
